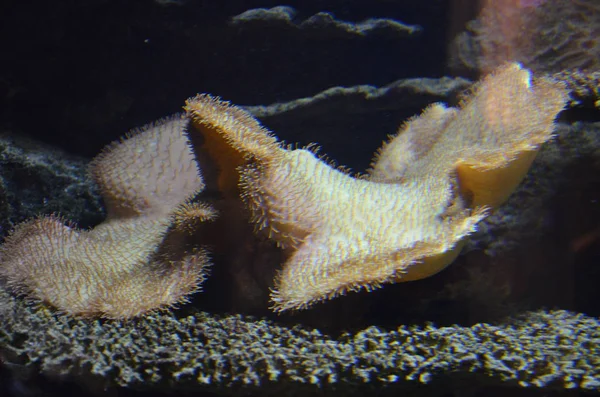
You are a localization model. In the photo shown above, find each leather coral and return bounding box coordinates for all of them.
[0,115,214,319]
[0,63,569,317]
[185,63,568,312]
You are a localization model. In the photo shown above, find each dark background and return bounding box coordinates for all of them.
[0,0,463,158]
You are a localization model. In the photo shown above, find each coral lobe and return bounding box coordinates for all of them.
[187,63,568,312]
[0,115,210,318]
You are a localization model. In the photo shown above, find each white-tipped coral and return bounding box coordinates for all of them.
[186,63,568,312]
[0,115,211,318]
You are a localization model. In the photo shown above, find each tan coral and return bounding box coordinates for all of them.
[186,63,568,312]
[184,94,281,196]
[371,63,568,209]
[0,115,210,319]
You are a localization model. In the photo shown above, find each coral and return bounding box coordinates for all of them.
[0,286,598,394]
[186,63,567,312]
[450,0,600,75]
[0,115,212,319]
[0,63,569,317]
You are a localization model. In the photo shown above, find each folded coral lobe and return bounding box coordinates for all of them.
[1,216,208,318]
[258,149,487,312]
[371,64,568,211]
[184,94,281,197]
[0,115,210,318]
[185,95,482,312]
[448,63,568,209]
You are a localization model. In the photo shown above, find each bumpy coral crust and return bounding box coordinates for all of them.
[186,63,567,312]
[552,69,600,108]
[0,115,210,318]
[2,290,597,393]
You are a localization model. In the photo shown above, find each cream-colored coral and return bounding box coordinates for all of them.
[91,114,204,218]
[186,63,568,312]
[0,115,211,318]
[0,64,568,317]
[371,63,568,209]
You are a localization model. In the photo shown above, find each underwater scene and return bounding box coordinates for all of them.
[0,0,599,396]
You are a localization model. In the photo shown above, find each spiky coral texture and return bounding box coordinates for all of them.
[186,63,568,312]
[0,115,211,318]
[0,63,568,317]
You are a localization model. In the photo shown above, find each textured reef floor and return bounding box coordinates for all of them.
[1,286,599,395]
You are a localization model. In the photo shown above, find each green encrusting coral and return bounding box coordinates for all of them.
[0,286,598,395]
